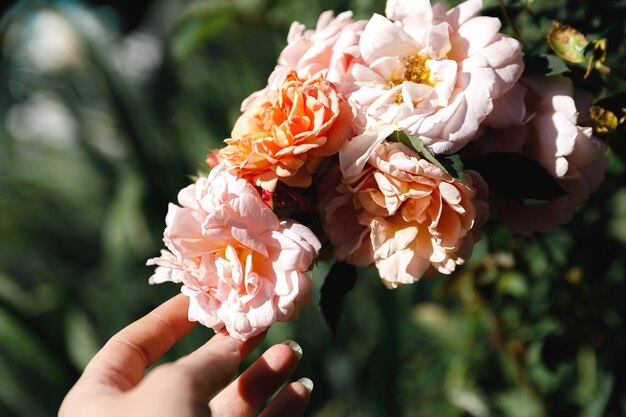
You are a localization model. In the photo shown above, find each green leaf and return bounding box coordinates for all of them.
[594,92,626,115]
[392,130,441,166]
[581,373,614,417]
[497,272,529,298]
[439,154,466,183]
[319,261,357,336]
[172,6,236,60]
[465,152,567,203]
[390,131,466,182]
[65,309,101,369]
[524,54,571,76]
[495,389,542,417]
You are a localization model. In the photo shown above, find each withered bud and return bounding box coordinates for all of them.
[547,21,588,64]
[589,105,619,136]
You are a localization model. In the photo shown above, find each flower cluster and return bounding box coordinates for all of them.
[148,0,607,340]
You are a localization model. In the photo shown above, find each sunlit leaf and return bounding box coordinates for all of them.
[390,130,466,182]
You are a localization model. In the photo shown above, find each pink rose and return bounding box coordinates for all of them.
[346,0,523,154]
[319,142,488,288]
[472,76,607,235]
[147,165,321,340]
[242,11,366,111]
[219,71,359,191]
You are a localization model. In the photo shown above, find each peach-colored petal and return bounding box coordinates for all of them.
[221,72,358,191]
[147,166,321,340]
[320,142,488,288]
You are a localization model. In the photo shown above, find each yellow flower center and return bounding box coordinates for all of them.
[390,54,433,88]
[403,54,432,85]
[389,54,435,105]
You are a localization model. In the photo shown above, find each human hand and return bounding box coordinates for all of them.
[59,294,312,417]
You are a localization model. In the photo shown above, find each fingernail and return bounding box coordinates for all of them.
[281,340,303,360]
[297,377,314,393]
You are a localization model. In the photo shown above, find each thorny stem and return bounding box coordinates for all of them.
[524,0,541,26]
[498,0,526,46]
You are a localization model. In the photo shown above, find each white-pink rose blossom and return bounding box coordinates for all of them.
[147,165,321,340]
[344,0,523,158]
[472,76,607,235]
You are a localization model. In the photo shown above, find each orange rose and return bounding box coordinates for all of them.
[219,71,358,191]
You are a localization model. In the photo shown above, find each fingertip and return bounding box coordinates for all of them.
[258,343,302,371]
[296,377,314,394]
[281,340,303,361]
[208,341,303,415]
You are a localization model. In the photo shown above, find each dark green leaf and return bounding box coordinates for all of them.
[319,261,357,336]
[595,93,626,115]
[392,130,441,166]
[524,54,571,76]
[390,131,466,182]
[172,7,236,60]
[439,154,466,183]
[465,152,567,203]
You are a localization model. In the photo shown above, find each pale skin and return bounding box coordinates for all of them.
[59,294,311,417]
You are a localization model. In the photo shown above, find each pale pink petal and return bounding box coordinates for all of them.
[385,0,433,23]
[148,167,319,341]
[444,0,483,28]
[532,113,577,177]
[385,0,433,44]
[421,22,452,58]
[427,59,458,106]
[346,0,522,152]
[480,76,607,235]
[449,16,501,60]
[370,56,405,81]
[339,122,396,178]
[483,83,528,128]
[360,14,420,63]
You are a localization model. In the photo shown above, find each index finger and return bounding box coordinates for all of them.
[82,293,196,391]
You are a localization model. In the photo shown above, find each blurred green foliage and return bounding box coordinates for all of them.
[1,0,626,416]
